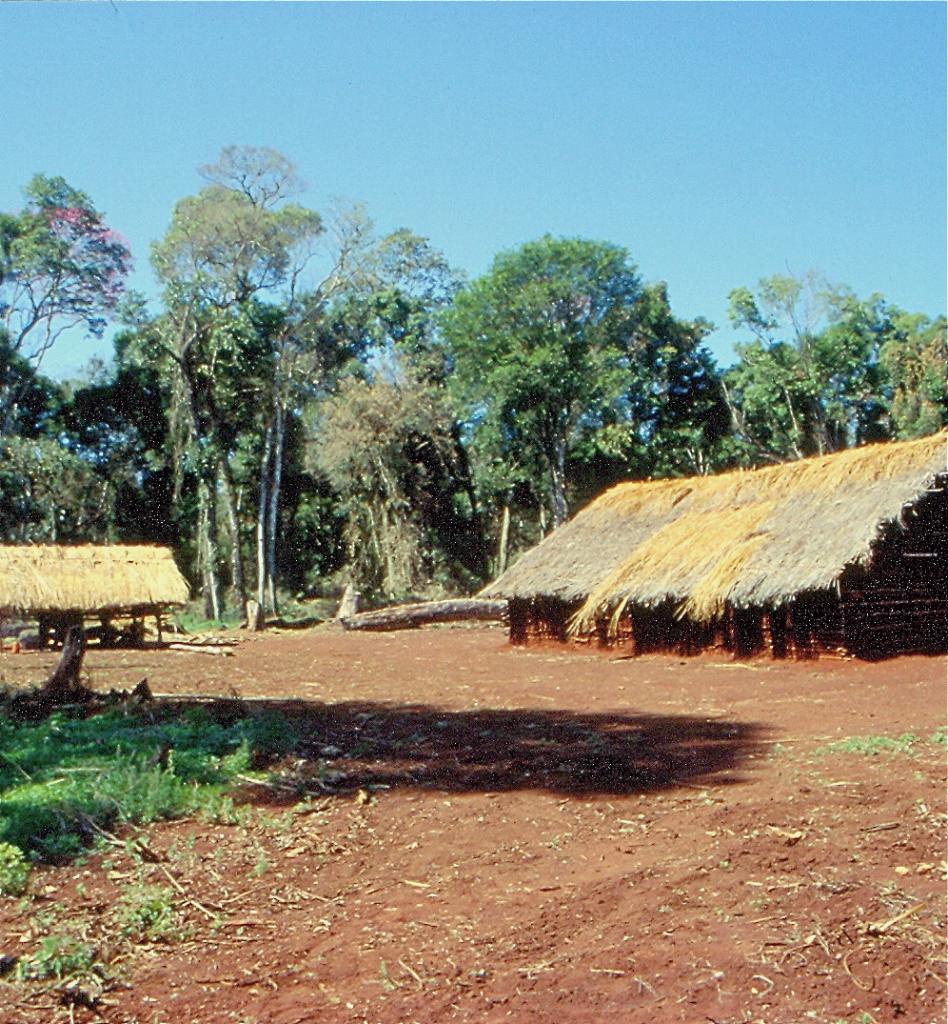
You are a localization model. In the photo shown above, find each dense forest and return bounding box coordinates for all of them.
[1,147,945,617]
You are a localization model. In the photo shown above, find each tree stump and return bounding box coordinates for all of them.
[335,584,362,620]
[40,626,88,701]
[245,600,265,632]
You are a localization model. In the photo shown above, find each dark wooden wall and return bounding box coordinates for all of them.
[839,476,948,657]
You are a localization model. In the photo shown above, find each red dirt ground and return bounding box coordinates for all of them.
[1,625,946,1024]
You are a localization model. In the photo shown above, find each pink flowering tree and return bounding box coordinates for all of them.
[0,175,131,430]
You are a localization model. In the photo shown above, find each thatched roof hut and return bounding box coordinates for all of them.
[0,545,190,619]
[483,433,948,657]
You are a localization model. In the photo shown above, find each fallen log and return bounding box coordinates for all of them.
[339,598,507,632]
[166,642,235,656]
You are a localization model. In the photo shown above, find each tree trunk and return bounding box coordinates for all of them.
[495,502,511,578]
[220,460,246,608]
[207,482,221,621]
[340,598,506,632]
[198,478,221,621]
[265,402,285,614]
[549,437,568,528]
[256,420,274,608]
[178,341,222,618]
[451,425,489,576]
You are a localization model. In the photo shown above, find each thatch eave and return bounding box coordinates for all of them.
[482,433,948,631]
[0,545,190,619]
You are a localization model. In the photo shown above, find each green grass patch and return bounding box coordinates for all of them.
[0,705,298,864]
[813,731,937,758]
[173,605,245,633]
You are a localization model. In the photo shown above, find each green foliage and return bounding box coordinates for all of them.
[312,356,468,595]
[15,932,100,982]
[0,841,30,896]
[58,344,177,545]
[174,604,246,633]
[2,155,944,604]
[724,273,943,463]
[0,331,63,438]
[282,476,347,591]
[0,706,298,862]
[0,174,131,428]
[880,313,948,438]
[0,434,114,542]
[443,237,727,559]
[148,147,346,617]
[570,281,730,485]
[331,226,462,372]
[151,185,322,310]
[114,883,183,942]
[444,235,645,526]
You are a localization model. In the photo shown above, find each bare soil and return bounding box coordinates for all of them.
[1,626,946,1024]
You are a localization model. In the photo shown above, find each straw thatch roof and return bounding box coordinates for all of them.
[482,433,948,630]
[0,545,190,617]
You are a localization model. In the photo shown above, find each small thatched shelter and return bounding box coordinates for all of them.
[482,433,948,658]
[0,545,190,645]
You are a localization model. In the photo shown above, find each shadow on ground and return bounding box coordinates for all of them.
[201,696,772,799]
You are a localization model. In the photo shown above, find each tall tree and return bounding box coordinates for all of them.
[442,236,643,529]
[880,312,948,439]
[305,228,484,593]
[570,281,729,485]
[0,175,131,433]
[150,148,327,616]
[725,273,893,461]
[311,356,462,597]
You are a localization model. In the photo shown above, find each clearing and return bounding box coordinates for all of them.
[1,626,945,1024]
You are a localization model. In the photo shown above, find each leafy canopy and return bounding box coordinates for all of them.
[442,235,643,524]
[0,175,131,358]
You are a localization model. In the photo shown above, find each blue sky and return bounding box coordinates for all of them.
[2,1,945,377]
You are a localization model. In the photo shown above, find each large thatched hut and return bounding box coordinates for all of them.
[482,433,948,658]
[0,545,190,645]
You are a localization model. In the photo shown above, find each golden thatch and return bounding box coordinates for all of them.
[0,545,190,617]
[481,433,948,631]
